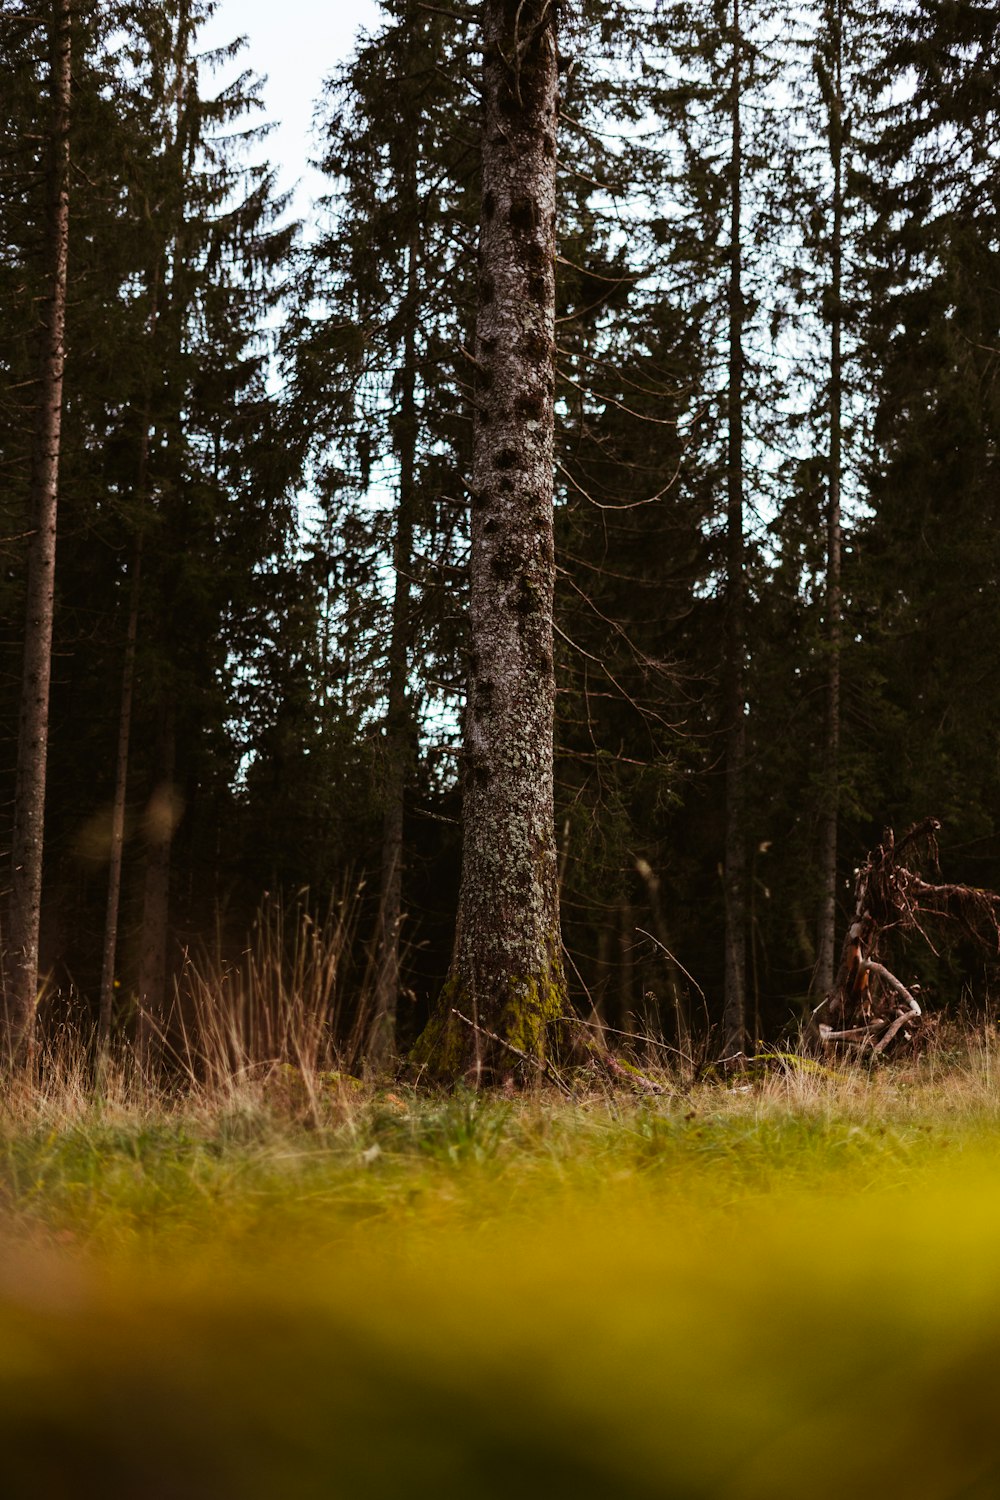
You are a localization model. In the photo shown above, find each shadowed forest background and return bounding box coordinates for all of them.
[2,0,999,1065]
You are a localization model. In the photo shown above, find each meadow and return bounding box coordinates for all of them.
[0,1032,999,1498]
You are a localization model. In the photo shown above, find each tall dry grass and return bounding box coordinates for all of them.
[162,888,372,1095]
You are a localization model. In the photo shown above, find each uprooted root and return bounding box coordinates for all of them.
[812,818,1000,1058]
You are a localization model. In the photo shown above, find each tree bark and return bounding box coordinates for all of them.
[721,0,748,1059]
[414,0,566,1080]
[815,0,844,998]
[6,0,71,1055]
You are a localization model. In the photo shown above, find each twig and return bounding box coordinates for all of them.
[416,1,477,19]
[592,1047,670,1096]
[634,927,706,1005]
[450,1010,572,1096]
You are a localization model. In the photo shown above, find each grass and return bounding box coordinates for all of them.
[1,1032,1000,1495]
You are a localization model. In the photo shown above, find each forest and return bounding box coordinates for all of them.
[2,0,997,1077]
[0,1,999,1493]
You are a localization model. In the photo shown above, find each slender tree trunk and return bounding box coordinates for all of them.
[618,899,635,1031]
[135,712,177,1065]
[414,0,566,1080]
[98,537,143,1049]
[133,7,192,1070]
[6,0,71,1054]
[100,265,161,1050]
[636,857,688,1055]
[721,0,748,1059]
[816,0,844,997]
[371,223,420,1068]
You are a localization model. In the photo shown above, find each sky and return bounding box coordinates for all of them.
[199,0,381,210]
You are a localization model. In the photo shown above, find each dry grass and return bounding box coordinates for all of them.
[3,987,1000,1496]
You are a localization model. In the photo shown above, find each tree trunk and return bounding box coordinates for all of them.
[618,899,635,1031]
[135,712,177,1065]
[371,222,420,1068]
[721,0,748,1059]
[6,0,71,1055]
[815,0,844,998]
[414,0,566,1081]
[99,258,161,1051]
[98,537,143,1050]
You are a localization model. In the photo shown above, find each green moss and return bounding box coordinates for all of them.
[411,957,568,1082]
[500,963,566,1060]
[409,977,467,1079]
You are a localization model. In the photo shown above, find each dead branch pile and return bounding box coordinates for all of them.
[812,818,1000,1057]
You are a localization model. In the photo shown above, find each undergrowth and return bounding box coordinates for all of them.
[1,1024,1000,1496]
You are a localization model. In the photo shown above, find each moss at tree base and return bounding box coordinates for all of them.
[411,963,568,1083]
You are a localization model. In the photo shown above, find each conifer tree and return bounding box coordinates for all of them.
[813,0,847,999]
[295,0,478,1060]
[858,0,1000,877]
[634,0,792,1049]
[416,0,566,1078]
[545,4,717,1041]
[124,0,296,1045]
[5,0,71,1052]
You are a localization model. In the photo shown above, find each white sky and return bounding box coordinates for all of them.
[199,0,381,209]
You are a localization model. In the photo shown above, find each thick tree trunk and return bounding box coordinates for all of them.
[414,0,566,1080]
[6,0,71,1055]
[815,0,844,998]
[371,225,420,1068]
[721,0,748,1059]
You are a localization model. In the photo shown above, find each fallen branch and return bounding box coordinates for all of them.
[592,1048,670,1096]
[863,961,921,1016]
[818,1023,886,1043]
[872,1012,917,1056]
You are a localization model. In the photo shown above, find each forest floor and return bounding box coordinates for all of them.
[2,1031,1000,1497]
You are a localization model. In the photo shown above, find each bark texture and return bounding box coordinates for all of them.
[415,0,566,1079]
[721,0,748,1059]
[6,0,71,1053]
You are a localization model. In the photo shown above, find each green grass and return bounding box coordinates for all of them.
[2,1043,1000,1496]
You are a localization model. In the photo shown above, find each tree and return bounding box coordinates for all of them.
[416,0,567,1079]
[117,0,296,1048]
[720,0,748,1058]
[633,0,793,1051]
[855,0,1000,922]
[5,0,71,1054]
[297,0,478,1064]
[546,4,717,1046]
[812,0,846,999]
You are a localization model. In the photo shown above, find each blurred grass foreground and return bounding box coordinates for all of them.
[2,1047,1000,1497]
